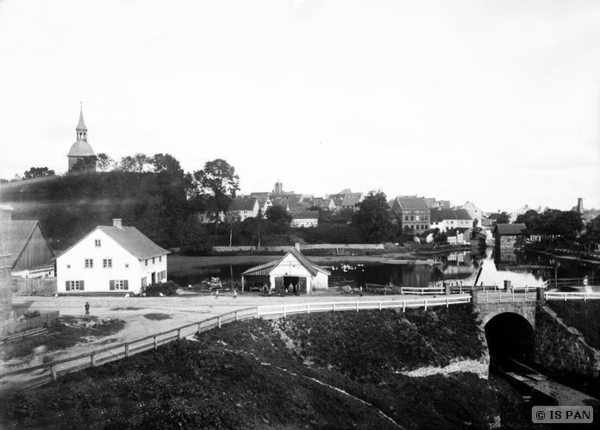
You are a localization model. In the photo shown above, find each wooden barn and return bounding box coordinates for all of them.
[241,248,330,294]
[493,223,527,251]
[0,205,55,278]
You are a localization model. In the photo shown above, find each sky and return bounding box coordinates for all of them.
[0,0,599,213]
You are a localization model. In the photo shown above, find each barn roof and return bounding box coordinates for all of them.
[0,220,44,267]
[493,223,527,236]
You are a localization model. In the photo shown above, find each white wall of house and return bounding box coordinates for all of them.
[457,219,472,228]
[57,229,167,294]
[266,253,329,293]
[291,218,318,228]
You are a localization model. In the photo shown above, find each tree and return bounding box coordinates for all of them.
[515,209,539,232]
[581,215,600,251]
[265,206,291,237]
[96,153,116,172]
[119,153,152,173]
[192,159,240,228]
[352,190,394,243]
[23,167,55,179]
[489,211,510,224]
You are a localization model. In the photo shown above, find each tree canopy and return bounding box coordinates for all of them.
[192,159,240,222]
[352,190,395,243]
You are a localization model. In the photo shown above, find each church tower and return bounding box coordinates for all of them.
[67,104,96,171]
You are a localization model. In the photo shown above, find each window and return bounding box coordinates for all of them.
[410,216,414,221]
[145,259,148,266]
[415,215,420,221]
[85,259,93,268]
[125,263,129,268]
[152,257,155,264]
[95,239,101,247]
[103,259,113,268]
[67,264,71,269]
[66,280,84,291]
[159,256,162,262]
[110,280,129,290]
[405,216,409,221]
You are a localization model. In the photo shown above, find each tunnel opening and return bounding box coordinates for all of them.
[485,313,535,363]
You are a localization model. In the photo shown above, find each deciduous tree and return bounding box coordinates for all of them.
[352,190,394,243]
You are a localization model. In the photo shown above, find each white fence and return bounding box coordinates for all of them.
[544,292,600,301]
[0,296,471,391]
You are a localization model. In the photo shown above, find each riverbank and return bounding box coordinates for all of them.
[528,248,600,265]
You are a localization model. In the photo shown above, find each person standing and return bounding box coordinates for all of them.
[85,302,90,316]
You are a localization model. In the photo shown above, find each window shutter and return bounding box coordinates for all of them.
[110,280,115,290]
[124,280,129,290]
[80,280,85,291]
[66,281,70,291]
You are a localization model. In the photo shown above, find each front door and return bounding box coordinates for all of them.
[151,272,156,285]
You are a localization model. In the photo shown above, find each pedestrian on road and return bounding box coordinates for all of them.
[233,288,237,299]
[215,289,219,299]
[85,301,90,316]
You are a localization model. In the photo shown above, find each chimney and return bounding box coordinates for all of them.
[295,242,301,252]
[577,198,584,214]
[113,218,123,229]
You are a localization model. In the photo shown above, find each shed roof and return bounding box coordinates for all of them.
[241,248,330,277]
[493,223,526,236]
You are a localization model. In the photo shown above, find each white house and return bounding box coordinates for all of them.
[290,211,319,228]
[240,248,330,294]
[57,219,169,294]
[229,197,260,221]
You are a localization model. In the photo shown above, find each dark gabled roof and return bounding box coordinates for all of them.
[439,208,457,220]
[290,211,319,220]
[98,226,170,260]
[241,248,330,277]
[430,209,443,223]
[395,197,430,210]
[493,223,527,236]
[229,197,258,212]
[0,220,46,267]
[454,209,472,220]
[250,192,270,205]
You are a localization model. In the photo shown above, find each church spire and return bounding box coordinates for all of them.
[76,102,87,141]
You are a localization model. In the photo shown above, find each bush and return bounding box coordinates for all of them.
[143,281,179,297]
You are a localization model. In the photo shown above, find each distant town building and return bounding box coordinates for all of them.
[67,105,96,172]
[459,201,483,224]
[228,197,260,221]
[391,196,431,231]
[57,219,169,294]
[493,223,527,252]
[290,211,319,228]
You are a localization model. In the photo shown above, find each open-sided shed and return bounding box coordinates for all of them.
[241,248,330,294]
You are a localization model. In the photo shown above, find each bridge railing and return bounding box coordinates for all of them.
[476,289,538,303]
[547,277,595,288]
[0,296,472,391]
[544,292,600,301]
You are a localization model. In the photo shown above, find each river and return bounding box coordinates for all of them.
[169,248,600,291]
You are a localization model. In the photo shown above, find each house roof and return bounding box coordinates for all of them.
[0,220,45,267]
[290,211,319,220]
[493,223,526,236]
[395,197,430,210]
[430,210,443,223]
[241,248,330,277]
[341,193,362,207]
[67,140,95,157]
[454,209,472,220]
[250,192,270,205]
[439,208,457,220]
[97,226,170,259]
[229,197,258,212]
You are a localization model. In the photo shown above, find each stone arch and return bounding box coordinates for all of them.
[484,312,535,361]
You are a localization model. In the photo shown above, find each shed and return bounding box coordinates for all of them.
[241,248,330,294]
[493,223,527,250]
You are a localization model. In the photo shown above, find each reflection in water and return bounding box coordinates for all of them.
[169,249,600,290]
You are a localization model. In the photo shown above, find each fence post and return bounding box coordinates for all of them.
[235,311,238,321]
[525,290,528,301]
[307,304,310,314]
[486,290,489,303]
[512,289,515,302]
[356,302,359,312]
[446,298,449,308]
[154,336,158,350]
[218,317,222,329]
[564,293,567,302]
[379,302,382,311]
[424,300,428,311]
[283,306,286,318]
[333,303,336,312]
[91,353,96,367]
[125,344,130,358]
[197,323,201,333]
[51,365,57,381]
[257,307,261,318]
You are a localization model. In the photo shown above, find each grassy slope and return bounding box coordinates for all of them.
[546,301,600,349]
[0,305,498,430]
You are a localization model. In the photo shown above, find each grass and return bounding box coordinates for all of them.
[0,305,499,429]
[0,317,125,363]
[546,301,600,349]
